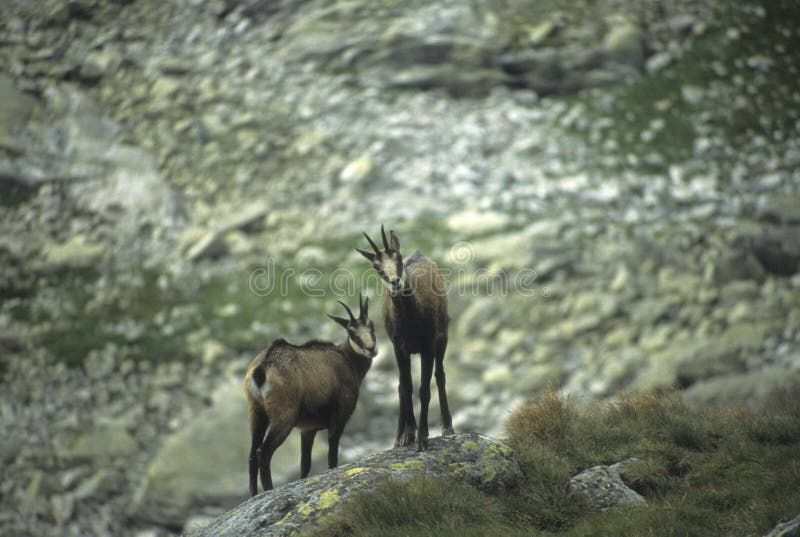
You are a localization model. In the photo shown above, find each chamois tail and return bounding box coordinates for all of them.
[247,364,270,400]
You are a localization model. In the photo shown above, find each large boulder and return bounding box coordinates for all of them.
[187,433,521,537]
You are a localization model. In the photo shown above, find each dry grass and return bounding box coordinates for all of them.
[318,387,800,536]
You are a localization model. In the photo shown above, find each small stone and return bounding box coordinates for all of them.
[610,265,631,292]
[482,363,513,385]
[645,52,672,73]
[19,471,44,514]
[727,302,752,324]
[447,210,510,235]
[42,234,106,270]
[73,469,119,500]
[526,19,559,45]
[51,494,75,525]
[603,15,643,68]
[339,155,374,184]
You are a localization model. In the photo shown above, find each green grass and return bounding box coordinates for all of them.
[315,388,800,536]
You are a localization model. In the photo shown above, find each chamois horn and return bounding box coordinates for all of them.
[362,232,380,254]
[337,300,356,322]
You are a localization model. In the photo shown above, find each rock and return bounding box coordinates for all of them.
[748,226,800,276]
[447,209,510,235]
[705,250,766,285]
[189,433,521,537]
[603,15,644,69]
[19,471,45,515]
[65,421,138,460]
[567,459,645,511]
[184,201,270,261]
[646,51,673,73]
[42,234,107,270]
[339,155,374,185]
[763,515,800,537]
[73,469,122,501]
[50,493,75,525]
[525,18,562,46]
[0,73,38,152]
[760,196,800,225]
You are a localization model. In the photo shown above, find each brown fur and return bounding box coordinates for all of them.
[358,227,455,452]
[245,332,373,495]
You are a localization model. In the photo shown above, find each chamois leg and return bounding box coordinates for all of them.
[300,430,316,478]
[416,348,435,452]
[435,337,454,436]
[394,344,416,447]
[327,424,345,469]
[248,408,269,496]
[259,418,293,491]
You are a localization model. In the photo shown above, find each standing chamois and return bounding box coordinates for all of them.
[357,225,454,451]
[244,295,376,495]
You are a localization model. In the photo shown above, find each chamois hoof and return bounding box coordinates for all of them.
[415,436,429,452]
[442,426,455,436]
[395,429,416,448]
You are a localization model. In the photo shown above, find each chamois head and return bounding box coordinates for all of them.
[327,294,377,358]
[357,225,404,294]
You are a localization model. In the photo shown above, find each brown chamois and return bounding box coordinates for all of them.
[357,225,454,452]
[244,295,376,495]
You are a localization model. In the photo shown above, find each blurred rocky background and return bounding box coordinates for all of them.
[1,0,798,535]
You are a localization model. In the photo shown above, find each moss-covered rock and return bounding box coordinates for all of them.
[187,433,521,537]
[566,459,646,511]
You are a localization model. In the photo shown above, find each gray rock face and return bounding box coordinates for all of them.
[566,459,646,511]
[187,433,521,537]
[266,0,697,97]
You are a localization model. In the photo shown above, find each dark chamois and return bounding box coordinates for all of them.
[357,225,454,451]
[244,296,376,495]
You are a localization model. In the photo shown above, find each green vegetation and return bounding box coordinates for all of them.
[566,0,800,174]
[316,389,800,536]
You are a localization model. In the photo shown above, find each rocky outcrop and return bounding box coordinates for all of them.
[187,433,521,537]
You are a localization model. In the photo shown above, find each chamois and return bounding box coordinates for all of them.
[357,225,454,451]
[244,295,376,495]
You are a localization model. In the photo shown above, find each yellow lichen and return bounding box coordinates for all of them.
[317,489,340,510]
[345,467,367,477]
[461,440,480,451]
[296,501,314,517]
[390,460,424,471]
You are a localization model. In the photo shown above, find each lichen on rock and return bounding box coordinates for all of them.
[566,459,646,511]
[187,433,521,537]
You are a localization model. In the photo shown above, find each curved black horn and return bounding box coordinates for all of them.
[360,294,369,319]
[362,232,380,254]
[381,224,389,250]
[337,300,355,322]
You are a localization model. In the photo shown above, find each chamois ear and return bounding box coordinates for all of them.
[389,230,400,251]
[355,248,376,262]
[360,295,369,320]
[327,314,349,329]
